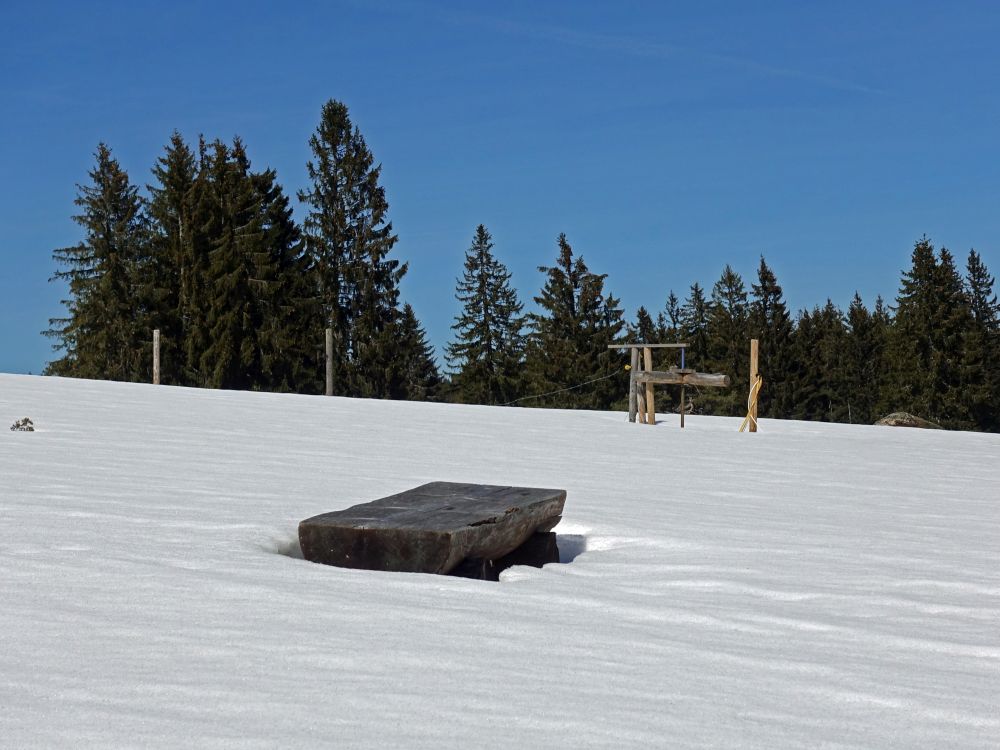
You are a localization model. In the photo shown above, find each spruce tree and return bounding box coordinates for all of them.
[392,303,443,401]
[631,306,657,343]
[662,291,683,341]
[935,249,976,427]
[298,99,405,397]
[788,301,849,422]
[884,238,974,428]
[703,265,749,415]
[749,257,793,419]
[523,234,625,409]
[197,139,264,390]
[680,283,710,370]
[195,139,313,392]
[446,225,525,404]
[250,165,317,392]
[146,132,197,385]
[843,293,889,424]
[45,143,151,382]
[962,250,1000,430]
[181,137,216,385]
[965,250,1000,329]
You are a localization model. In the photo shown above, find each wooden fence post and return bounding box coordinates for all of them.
[643,347,654,425]
[152,329,160,385]
[628,347,639,422]
[749,338,759,432]
[637,353,647,423]
[325,328,333,397]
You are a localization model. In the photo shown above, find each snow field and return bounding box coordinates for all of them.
[1,374,998,748]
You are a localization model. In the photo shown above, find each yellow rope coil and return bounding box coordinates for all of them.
[739,375,763,433]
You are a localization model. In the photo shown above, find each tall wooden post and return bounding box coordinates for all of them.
[628,347,639,422]
[637,353,647,423]
[643,347,654,425]
[680,344,686,428]
[152,329,160,385]
[749,338,759,433]
[325,328,333,397]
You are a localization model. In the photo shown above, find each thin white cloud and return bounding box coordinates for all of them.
[357,0,884,96]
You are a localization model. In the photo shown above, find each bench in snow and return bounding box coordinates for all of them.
[298,482,566,576]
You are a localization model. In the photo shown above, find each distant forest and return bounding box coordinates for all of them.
[46,100,1000,432]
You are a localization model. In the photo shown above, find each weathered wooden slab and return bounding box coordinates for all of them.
[299,482,566,575]
[634,369,730,387]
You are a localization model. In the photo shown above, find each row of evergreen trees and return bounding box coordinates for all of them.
[47,101,440,399]
[46,101,1000,432]
[644,244,999,432]
[445,227,999,431]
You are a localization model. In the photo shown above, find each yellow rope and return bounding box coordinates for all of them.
[739,375,763,432]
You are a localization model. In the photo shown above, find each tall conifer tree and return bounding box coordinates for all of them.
[446,225,525,404]
[197,139,264,389]
[631,306,657,343]
[843,293,889,424]
[181,137,217,385]
[788,301,850,421]
[962,250,1000,430]
[298,100,406,397]
[662,291,683,341]
[392,303,443,401]
[147,131,197,385]
[884,238,974,427]
[194,139,312,391]
[749,257,793,418]
[523,234,625,409]
[251,166,317,392]
[703,265,749,415]
[680,283,710,370]
[46,144,150,381]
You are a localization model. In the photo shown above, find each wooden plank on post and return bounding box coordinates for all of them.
[635,371,730,387]
[607,343,690,349]
[152,329,160,385]
[325,327,333,397]
[643,347,654,425]
[628,347,639,423]
[749,338,759,433]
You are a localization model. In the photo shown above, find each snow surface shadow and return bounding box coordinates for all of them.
[556,534,587,563]
[272,536,304,559]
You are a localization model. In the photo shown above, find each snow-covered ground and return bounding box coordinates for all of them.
[1,373,998,748]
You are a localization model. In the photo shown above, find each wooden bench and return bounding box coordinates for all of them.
[299,482,566,576]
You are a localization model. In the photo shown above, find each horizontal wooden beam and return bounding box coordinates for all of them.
[607,343,688,349]
[634,370,730,388]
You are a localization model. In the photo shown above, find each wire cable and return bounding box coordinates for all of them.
[499,370,623,407]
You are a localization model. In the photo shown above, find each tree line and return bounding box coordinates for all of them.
[46,100,1000,432]
[447,226,999,432]
[47,101,438,400]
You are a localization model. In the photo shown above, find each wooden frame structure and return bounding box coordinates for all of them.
[609,343,730,428]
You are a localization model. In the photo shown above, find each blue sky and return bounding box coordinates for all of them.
[3,1,999,374]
